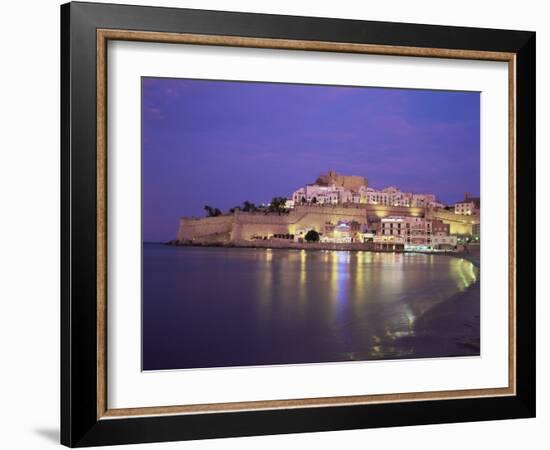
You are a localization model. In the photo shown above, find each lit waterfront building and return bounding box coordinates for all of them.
[377,216,457,251]
[319,220,365,244]
[372,234,405,251]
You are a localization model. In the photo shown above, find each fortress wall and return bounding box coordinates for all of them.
[177,204,434,243]
[426,208,477,223]
[291,203,424,219]
[450,222,473,235]
[177,204,437,243]
[231,206,369,241]
[232,211,294,241]
[231,222,290,241]
[177,215,234,242]
[233,211,295,224]
[292,209,367,232]
[426,208,479,235]
[293,205,368,216]
[444,221,473,235]
[364,204,424,219]
[230,211,293,240]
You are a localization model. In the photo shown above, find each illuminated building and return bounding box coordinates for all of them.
[291,171,442,208]
[454,193,480,216]
[378,216,456,251]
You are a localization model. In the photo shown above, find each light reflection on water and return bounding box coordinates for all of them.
[142,244,479,370]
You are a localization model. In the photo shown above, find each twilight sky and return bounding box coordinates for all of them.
[143,77,480,242]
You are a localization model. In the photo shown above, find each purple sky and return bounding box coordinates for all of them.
[143,78,480,242]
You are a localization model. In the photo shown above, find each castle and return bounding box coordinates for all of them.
[315,170,368,191]
[176,171,478,247]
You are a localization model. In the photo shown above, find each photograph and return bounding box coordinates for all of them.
[142,77,481,371]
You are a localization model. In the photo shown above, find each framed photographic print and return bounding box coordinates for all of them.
[61,1,536,447]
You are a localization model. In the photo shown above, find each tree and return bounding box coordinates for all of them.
[301,196,306,205]
[311,197,317,204]
[268,196,287,214]
[242,200,257,212]
[229,206,240,214]
[304,229,320,242]
[204,205,222,217]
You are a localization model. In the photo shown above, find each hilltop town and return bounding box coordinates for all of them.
[175,170,480,252]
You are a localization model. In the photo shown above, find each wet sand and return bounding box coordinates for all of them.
[393,245,481,357]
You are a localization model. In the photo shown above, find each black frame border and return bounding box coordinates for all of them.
[61,2,536,447]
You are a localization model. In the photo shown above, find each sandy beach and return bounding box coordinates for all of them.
[393,244,480,358]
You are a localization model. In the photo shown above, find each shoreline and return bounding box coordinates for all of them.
[166,239,473,258]
[392,244,480,357]
[392,277,480,357]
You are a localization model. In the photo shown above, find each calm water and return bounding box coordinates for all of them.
[143,244,478,370]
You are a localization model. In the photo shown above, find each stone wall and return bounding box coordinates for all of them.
[176,204,477,244]
[363,204,424,219]
[231,205,369,241]
[177,215,235,242]
[426,208,479,235]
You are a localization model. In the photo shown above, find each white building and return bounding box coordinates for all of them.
[454,193,480,216]
[291,183,441,209]
[378,216,456,251]
[455,201,477,215]
[292,185,344,205]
